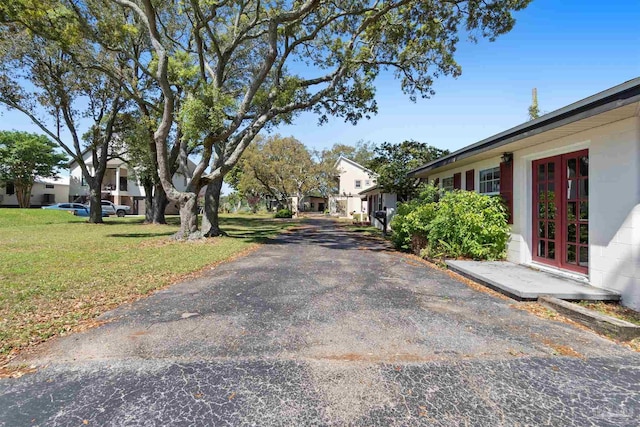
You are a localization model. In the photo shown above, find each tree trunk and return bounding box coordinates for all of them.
[143,180,154,223]
[88,184,103,224]
[172,193,199,239]
[202,176,225,237]
[15,184,31,208]
[150,183,168,224]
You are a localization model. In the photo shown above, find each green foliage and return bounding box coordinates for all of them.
[0,131,67,207]
[275,209,292,218]
[390,201,437,251]
[368,140,449,201]
[389,183,440,250]
[233,135,318,207]
[427,191,510,260]
[391,187,510,260]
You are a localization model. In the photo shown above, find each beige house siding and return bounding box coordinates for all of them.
[330,157,375,217]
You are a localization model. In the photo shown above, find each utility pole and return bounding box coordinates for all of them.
[528,88,540,120]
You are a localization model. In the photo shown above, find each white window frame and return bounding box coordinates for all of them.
[365,179,370,187]
[442,177,454,192]
[354,179,362,189]
[479,167,500,195]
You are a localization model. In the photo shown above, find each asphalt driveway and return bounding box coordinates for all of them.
[1,218,639,426]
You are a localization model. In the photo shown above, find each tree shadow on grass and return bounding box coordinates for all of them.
[221,216,297,243]
[106,232,176,238]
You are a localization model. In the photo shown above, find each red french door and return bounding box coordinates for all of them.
[532,150,589,274]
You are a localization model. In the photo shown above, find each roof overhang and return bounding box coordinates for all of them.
[409,77,640,178]
[358,184,381,198]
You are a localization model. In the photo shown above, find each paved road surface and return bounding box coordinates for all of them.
[1,219,639,426]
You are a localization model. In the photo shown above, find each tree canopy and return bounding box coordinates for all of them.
[369,140,449,201]
[1,0,531,236]
[0,131,67,207]
[231,135,317,208]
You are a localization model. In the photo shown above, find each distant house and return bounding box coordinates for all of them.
[329,156,377,218]
[0,176,70,208]
[409,78,640,310]
[69,150,195,216]
[300,195,327,212]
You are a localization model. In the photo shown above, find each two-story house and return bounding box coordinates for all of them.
[329,156,376,218]
[69,150,194,216]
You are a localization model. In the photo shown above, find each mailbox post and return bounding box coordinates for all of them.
[374,210,387,235]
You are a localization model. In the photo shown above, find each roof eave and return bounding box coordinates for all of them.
[408,77,640,177]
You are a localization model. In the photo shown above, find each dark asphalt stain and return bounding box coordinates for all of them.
[1,218,639,425]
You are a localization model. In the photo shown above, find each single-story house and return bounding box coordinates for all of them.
[1,176,70,207]
[329,156,376,218]
[359,185,397,232]
[300,195,328,212]
[409,77,640,310]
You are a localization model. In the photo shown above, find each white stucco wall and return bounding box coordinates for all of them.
[369,192,397,231]
[1,178,69,207]
[427,116,640,309]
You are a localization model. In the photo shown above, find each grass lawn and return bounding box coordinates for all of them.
[0,209,298,365]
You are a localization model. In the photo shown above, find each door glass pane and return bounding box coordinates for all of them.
[538,164,546,181]
[548,221,555,239]
[538,241,546,257]
[548,241,555,259]
[538,221,546,238]
[567,223,576,242]
[567,244,577,263]
[538,202,545,219]
[579,156,588,177]
[579,224,588,244]
[567,202,576,220]
[579,247,588,266]
[579,201,588,220]
[567,180,577,200]
[547,202,555,219]
[567,158,577,178]
[538,183,546,200]
[547,162,555,180]
[579,179,588,199]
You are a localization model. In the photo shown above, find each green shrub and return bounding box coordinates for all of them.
[390,201,437,251]
[426,190,510,260]
[390,186,510,260]
[390,183,440,250]
[274,208,292,218]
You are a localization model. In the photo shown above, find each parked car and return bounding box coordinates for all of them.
[100,200,131,217]
[42,203,91,216]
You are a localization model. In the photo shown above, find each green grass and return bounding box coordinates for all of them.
[0,209,298,363]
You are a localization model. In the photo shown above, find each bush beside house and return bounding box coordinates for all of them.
[390,186,510,261]
[275,208,293,218]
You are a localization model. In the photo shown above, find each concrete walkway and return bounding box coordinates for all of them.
[1,218,639,426]
[446,260,621,301]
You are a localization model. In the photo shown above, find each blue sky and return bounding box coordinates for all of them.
[275,0,640,153]
[1,0,639,158]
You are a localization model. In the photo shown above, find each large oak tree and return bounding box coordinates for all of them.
[3,0,530,236]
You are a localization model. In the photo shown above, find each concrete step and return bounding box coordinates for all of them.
[446,260,620,302]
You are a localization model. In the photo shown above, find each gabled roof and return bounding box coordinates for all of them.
[408,77,640,176]
[334,156,378,176]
